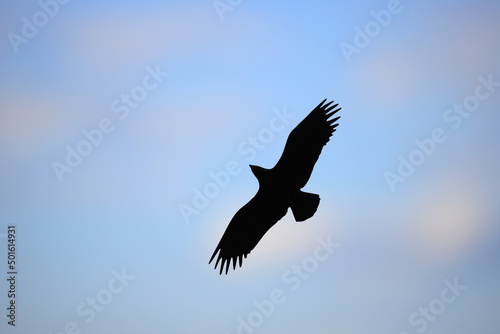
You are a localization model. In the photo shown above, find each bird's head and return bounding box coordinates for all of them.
[249,164,268,183]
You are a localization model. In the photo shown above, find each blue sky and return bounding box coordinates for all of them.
[1,0,500,333]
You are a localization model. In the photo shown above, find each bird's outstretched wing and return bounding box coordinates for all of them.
[273,99,341,189]
[209,190,288,275]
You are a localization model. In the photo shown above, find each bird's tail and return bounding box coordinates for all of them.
[290,191,320,222]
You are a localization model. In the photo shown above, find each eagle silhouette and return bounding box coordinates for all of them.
[209,99,341,274]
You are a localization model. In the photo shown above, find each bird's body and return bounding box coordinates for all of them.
[210,99,341,274]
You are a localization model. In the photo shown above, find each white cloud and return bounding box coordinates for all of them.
[410,176,492,265]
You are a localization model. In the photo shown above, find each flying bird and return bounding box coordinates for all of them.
[209,99,341,274]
